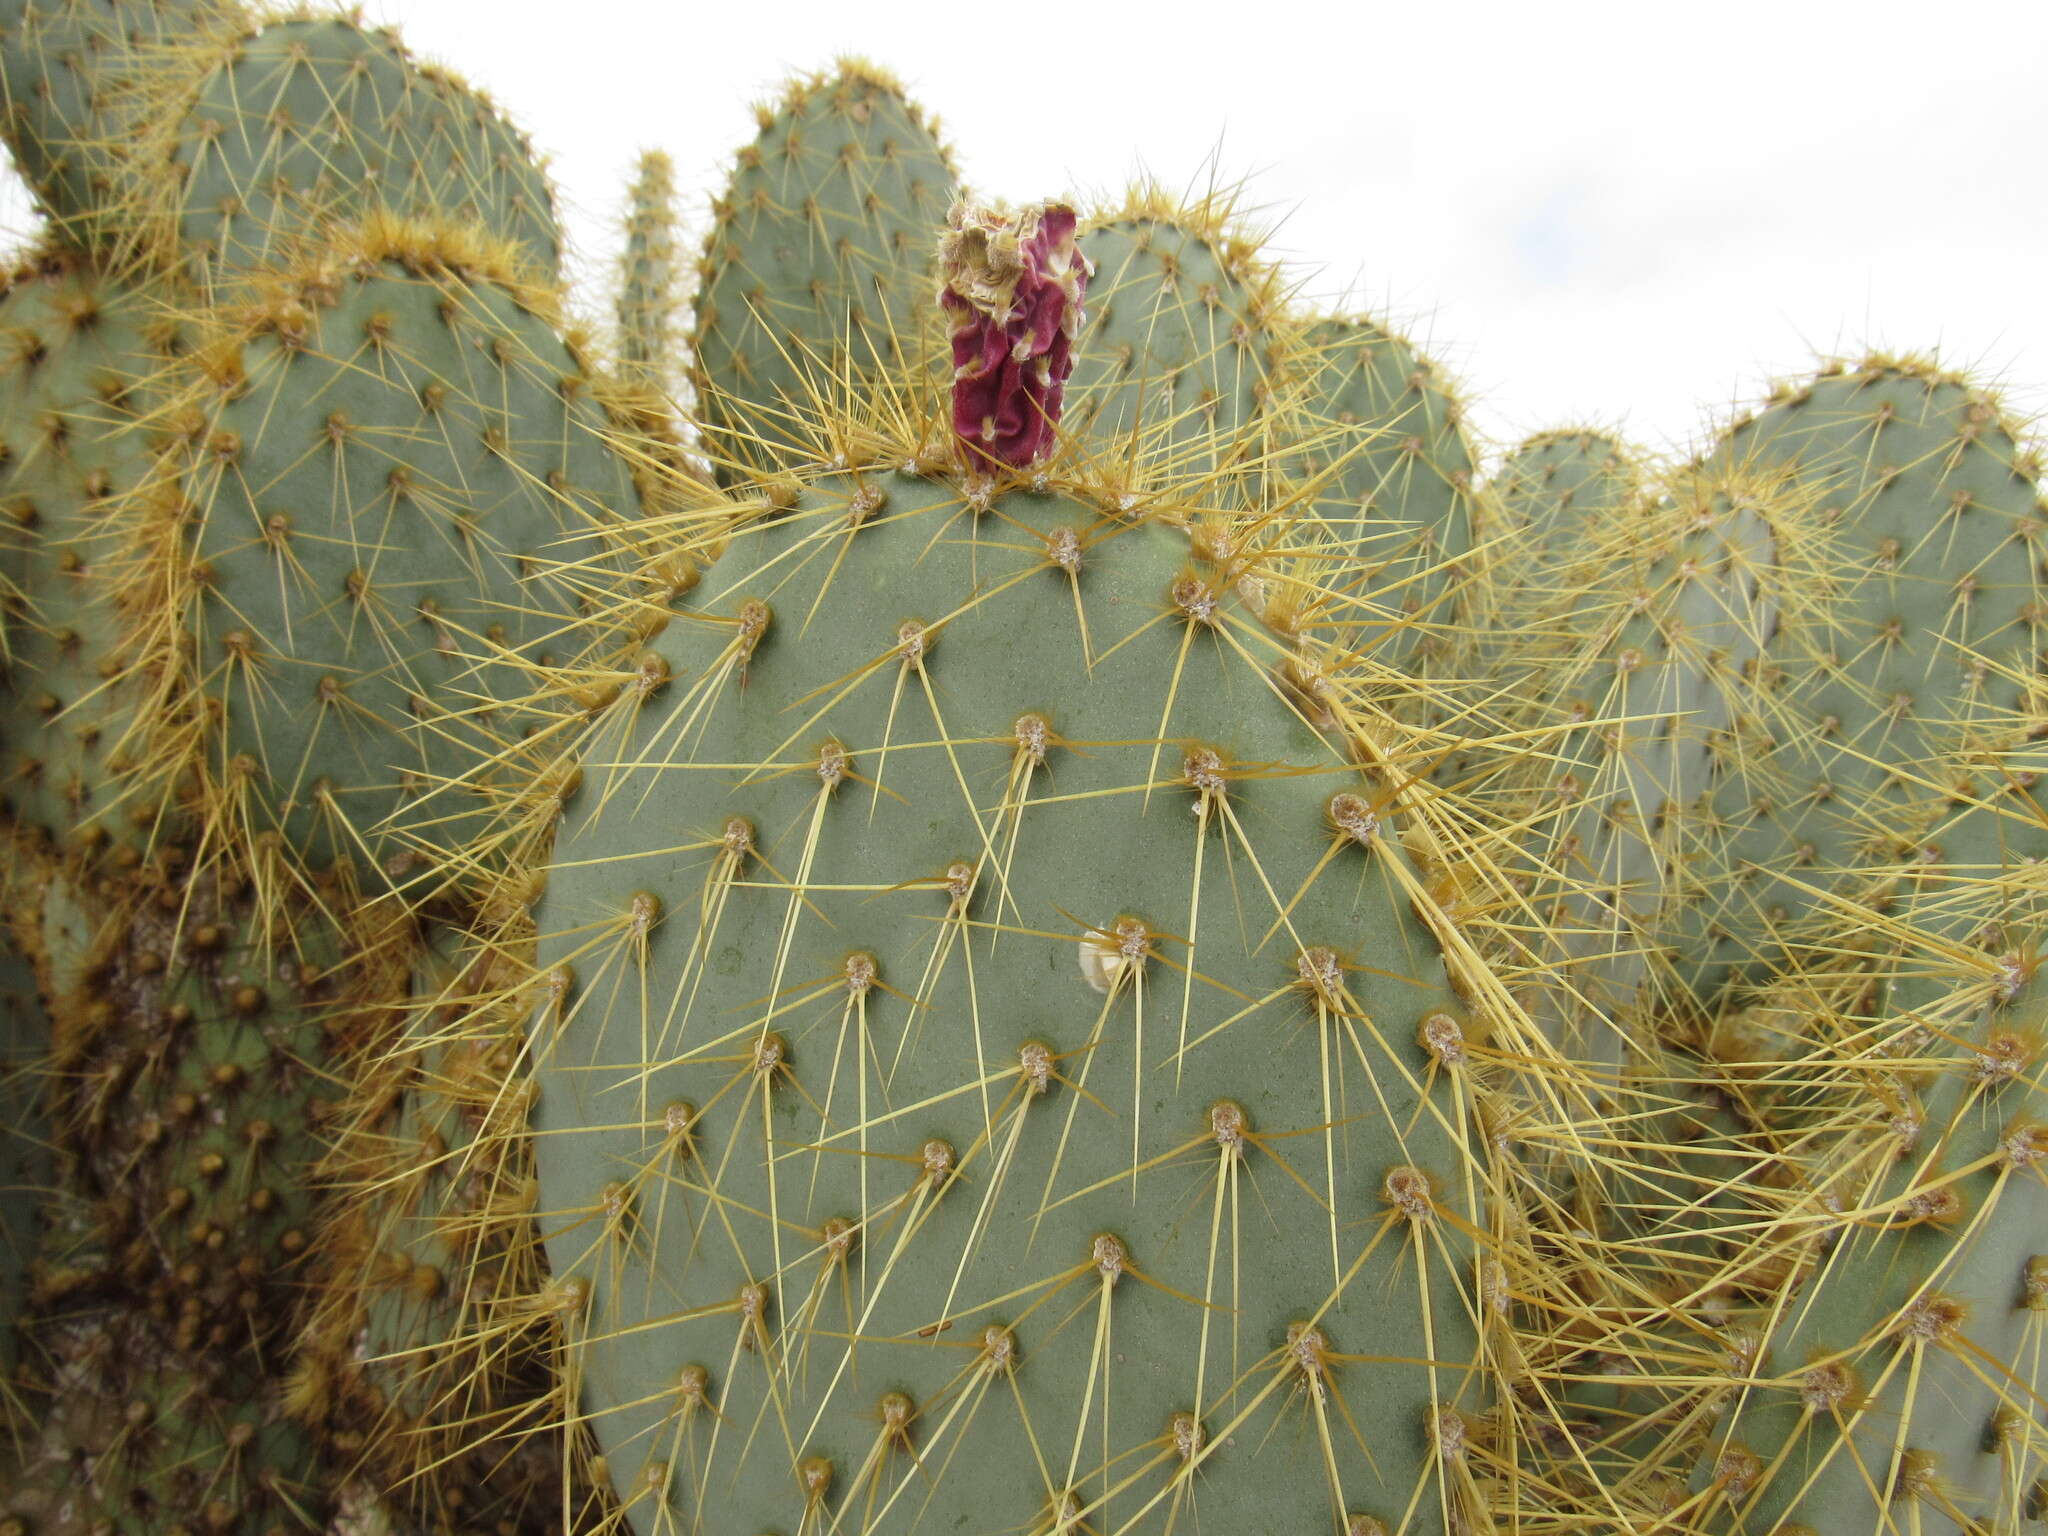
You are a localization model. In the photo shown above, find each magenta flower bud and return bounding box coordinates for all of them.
[938,198,1092,472]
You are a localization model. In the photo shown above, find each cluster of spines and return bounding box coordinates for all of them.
[1495,463,1779,1070]
[292,923,612,1534]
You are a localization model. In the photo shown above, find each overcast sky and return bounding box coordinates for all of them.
[8,0,2048,467]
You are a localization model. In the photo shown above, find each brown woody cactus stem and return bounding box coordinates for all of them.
[938,197,1090,469]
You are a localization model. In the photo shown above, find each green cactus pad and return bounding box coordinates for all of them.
[0,246,187,865]
[1485,428,1644,674]
[1270,314,1483,675]
[1677,356,2048,1003]
[142,230,639,893]
[689,60,958,478]
[126,13,559,292]
[508,453,1583,1536]
[0,0,241,235]
[1494,428,1642,572]
[1067,192,1282,480]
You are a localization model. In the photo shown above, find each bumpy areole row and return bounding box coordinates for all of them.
[0,245,186,866]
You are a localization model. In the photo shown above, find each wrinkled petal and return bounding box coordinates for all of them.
[939,198,1092,470]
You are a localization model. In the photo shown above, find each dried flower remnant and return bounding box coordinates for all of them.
[938,198,1092,469]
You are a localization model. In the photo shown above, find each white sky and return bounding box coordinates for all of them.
[8,0,2048,467]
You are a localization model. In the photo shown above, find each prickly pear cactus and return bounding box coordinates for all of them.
[689,59,958,477]
[0,0,243,236]
[510,212,1570,1526]
[5,5,665,1523]
[1676,356,2048,1002]
[0,244,185,865]
[15,7,2048,1528]
[127,224,640,895]
[1271,315,1482,674]
[123,12,560,291]
[523,451,1544,1534]
[1067,190,1281,480]
[47,865,364,1349]
[608,147,704,517]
